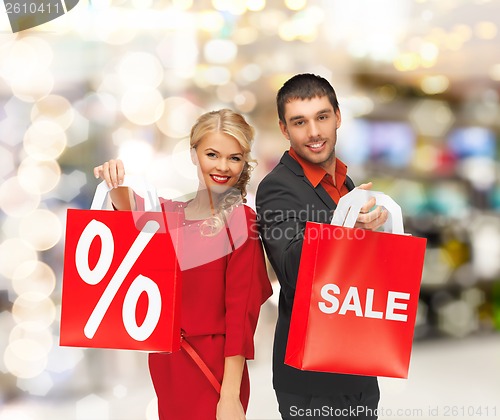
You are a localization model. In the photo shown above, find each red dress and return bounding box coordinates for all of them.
[148,199,272,420]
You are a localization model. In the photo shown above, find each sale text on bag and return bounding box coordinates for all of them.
[318,284,410,322]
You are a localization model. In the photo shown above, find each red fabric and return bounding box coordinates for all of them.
[142,198,272,419]
[149,335,249,419]
[289,147,349,203]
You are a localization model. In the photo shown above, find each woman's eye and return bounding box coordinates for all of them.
[231,156,242,162]
[207,152,217,158]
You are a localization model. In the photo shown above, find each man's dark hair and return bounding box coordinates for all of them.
[276,73,340,124]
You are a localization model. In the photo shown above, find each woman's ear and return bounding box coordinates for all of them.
[190,148,198,165]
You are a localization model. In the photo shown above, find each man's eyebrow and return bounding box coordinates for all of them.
[289,115,305,122]
[288,108,332,122]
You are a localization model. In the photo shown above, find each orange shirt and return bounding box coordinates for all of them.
[288,147,350,204]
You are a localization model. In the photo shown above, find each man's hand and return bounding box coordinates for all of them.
[354,182,389,231]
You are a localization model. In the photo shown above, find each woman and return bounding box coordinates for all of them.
[94,109,272,420]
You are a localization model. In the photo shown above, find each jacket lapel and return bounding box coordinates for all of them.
[280,152,337,210]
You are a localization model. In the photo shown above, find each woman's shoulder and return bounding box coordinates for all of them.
[229,203,256,223]
[226,204,258,239]
[242,204,257,218]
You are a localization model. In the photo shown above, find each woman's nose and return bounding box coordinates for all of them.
[216,159,229,172]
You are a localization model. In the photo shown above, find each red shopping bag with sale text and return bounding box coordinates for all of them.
[60,177,182,352]
[285,190,426,378]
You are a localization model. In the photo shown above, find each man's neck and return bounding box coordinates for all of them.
[319,155,337,179]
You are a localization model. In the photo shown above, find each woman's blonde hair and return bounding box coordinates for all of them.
[190,109,255,235]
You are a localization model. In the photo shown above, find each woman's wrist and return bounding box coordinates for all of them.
[219,387,240,399]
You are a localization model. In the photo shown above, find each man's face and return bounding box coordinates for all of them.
[279,95,341,171]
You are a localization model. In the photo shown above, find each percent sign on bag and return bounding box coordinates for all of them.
[60,208,181,352]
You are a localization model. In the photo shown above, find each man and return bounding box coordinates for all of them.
[256,74,388,419]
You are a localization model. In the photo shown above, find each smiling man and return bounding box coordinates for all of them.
[256,74,388,419]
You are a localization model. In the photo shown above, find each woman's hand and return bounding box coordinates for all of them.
[93,159,134,211]
[93,159,125,189]
[216,394,246,420]
[217,355,246,420]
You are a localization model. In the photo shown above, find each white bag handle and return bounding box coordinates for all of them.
[91,175,160,211]
[330,189,404,235]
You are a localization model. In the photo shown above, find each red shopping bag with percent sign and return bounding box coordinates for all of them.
[60,177,182,352]
[285,189,427,378]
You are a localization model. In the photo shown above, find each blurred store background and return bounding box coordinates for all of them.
[1,0,500,419]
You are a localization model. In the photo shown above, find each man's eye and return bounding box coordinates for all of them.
[318,115,328,120]
[294,120,305,126]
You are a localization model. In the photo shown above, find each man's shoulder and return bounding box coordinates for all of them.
[259,153,301,188]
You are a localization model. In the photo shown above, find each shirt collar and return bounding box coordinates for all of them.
[288,147,347,188]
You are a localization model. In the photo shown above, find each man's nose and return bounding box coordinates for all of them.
[307,121,320,138]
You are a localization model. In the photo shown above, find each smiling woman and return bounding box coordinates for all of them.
[93,108,272,420]
[187,109,255,234]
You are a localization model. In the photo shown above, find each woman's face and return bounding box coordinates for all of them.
[193,131,245,194]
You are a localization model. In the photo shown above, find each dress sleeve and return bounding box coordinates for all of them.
[224,206,273,359]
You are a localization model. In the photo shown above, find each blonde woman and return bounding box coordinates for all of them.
[94,109,272,420]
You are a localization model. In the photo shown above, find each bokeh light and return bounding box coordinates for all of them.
[212,0,247,15]
[171,138,198,183]
[0,144,15,180]
[11,293,57,331]
[146,398,160,420]
[118,140,155,175]
[3,338,48,378]
[10,70,54,103]
[285,0,307,11]
[120,88,164,126]
[475,21,497,40]
[156,97,203,138]
[117,52,164,89]
[31,95,75,130]
[10,324,54,354]
[0,238,37,279]
[172,0,193,10]
[420,75,449,95]
[196,11,225,33]
[23,121,67,161]
[76,394,110,420]
[12,260,57,298]
[246,0,266,12]
[17,157,61,194]
[204,39,238,64]
[234,90,257,113]
[19,209,63,251]
[409,100,454,137]
[17,371,54,396]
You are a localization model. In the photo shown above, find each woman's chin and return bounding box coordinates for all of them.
[208,183,232,195]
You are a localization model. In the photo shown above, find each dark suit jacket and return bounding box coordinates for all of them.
[256,151,378,396]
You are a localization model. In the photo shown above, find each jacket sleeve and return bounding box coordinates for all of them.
[256,174,306,298]
[223,206,273,359]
